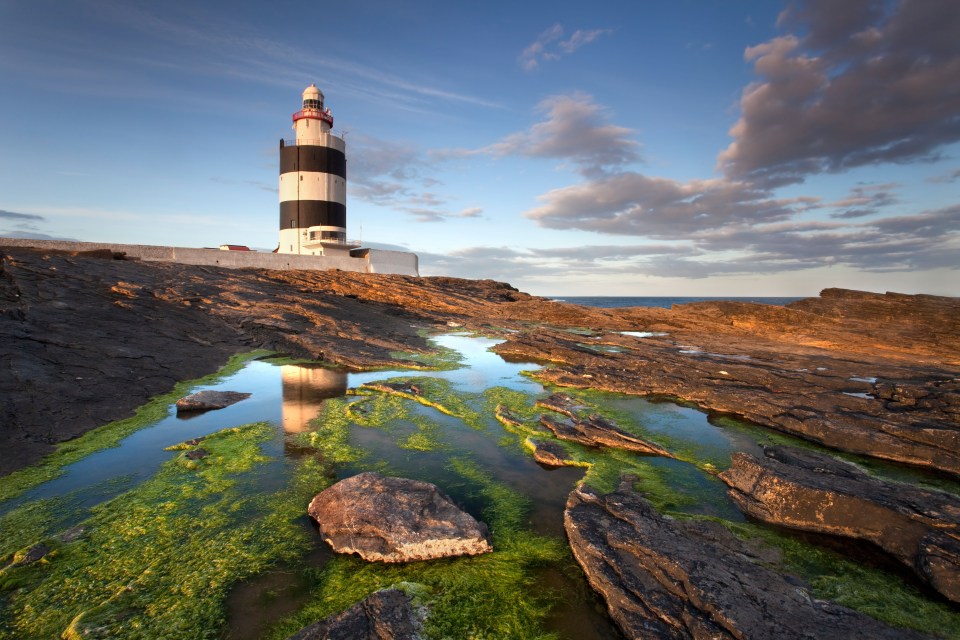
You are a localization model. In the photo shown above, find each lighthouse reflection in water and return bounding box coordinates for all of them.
[280,365,347,433]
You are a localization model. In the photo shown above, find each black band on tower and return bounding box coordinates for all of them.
[280,146,346,178]
[279,200,347,230]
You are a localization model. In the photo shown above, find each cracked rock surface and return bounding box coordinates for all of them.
[720,445,960,603]
[564,480,934,640]
[287,589,424,640]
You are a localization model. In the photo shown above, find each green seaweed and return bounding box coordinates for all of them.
[266,459,565,640]
[352,377,486,430]
[0,422,319,640]
[389,335,464,371]
[718,519,960,638]
[0,350,274,504]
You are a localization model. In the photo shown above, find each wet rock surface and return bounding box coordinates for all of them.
[0,247,597,474]
[175,390,251,413]
[720,445,960,603]
[496,291,960,476]
[287,589,423,640]
[307,472,492,563]
[3,246,958,477]
[526,438,574,467]
[539,413,674,457]
[564,480,933,640]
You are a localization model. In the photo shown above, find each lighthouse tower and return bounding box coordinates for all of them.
[279,84,352,255]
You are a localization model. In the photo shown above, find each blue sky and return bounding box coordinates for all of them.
[1,0,958,296]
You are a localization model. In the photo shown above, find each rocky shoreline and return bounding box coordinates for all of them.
[3,245,960,638]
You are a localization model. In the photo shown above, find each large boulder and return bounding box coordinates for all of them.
[719,445,960,603]
[564,480,931,639]
[307,472,492,563]
[287,589,423,640]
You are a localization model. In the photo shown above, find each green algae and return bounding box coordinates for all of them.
[0,350,274,504]
[389,335,464,371]
[0,422,318,640]
[712,518,960,638]
[351,377,486,431]
[266,459,566,640]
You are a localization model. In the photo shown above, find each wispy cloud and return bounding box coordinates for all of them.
[0,1,498,117]
[827,183,900,219]
[348,135,481,223]
[210,177,276,193]
[519,24,613,71]
[927,168,960,184]
[0,209,45,222]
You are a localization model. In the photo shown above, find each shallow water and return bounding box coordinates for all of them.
[5,332,950,638]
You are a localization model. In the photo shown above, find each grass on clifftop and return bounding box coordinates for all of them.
[0,350,274,504]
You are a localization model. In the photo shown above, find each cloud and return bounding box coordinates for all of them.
[0,2,499,118]
[0,230,77,241]
[475,93,640,177]
[210,177,275,193]
[519,24,612,71]
[419,200,959,283]
[927,168,960,184]
[348,134,480,223]
[0,209,45,222]
[828,183,899,219]
[718,0,960,187]
[525,171,814,237]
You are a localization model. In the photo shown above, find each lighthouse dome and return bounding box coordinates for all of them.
[302,84,324,102]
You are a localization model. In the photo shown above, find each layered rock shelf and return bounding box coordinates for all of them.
[720,445,960,603]
[564,480,933,640]
[4,244,960,638]
[287,589,423,640]
[3,246,958,476]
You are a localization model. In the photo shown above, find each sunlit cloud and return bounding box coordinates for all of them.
[718,0,960,187]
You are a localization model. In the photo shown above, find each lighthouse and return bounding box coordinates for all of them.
[279,84,353,255]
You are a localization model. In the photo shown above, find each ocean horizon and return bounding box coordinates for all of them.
[552,296,804,309]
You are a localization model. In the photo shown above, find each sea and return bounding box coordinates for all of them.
[552,296,803,309]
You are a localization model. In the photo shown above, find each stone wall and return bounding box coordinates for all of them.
[0,238,419,276]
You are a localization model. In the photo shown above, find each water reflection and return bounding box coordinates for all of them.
[281,365,347,433]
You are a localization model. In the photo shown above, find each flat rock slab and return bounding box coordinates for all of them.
[287,588,423,640]
[359,381,423,396]
[307,472,492,563]
[526,438,574,467]
[539,414,673,457]
[564,481,932,640]
[719,445,960,603]
[535,392,589,418]
[175,390,251,413]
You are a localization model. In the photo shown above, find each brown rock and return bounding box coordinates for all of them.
[307,472,492,563]
[287,589,423,640]
[535,392,589,418]
[526,438,574,467]
[564,481,932,640]
[719,445,960,603]
[175,390,251,413]
[539,414,673,457]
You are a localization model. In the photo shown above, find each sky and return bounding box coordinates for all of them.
[0,0,958,297]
